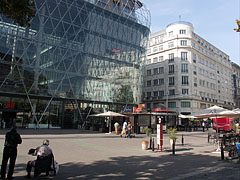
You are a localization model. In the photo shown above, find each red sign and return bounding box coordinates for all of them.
[152,108,170,112]
[133,107,142,112]
[6,102,16,109]
[112,48,122,54]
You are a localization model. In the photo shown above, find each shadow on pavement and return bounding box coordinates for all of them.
[18,153,237,180]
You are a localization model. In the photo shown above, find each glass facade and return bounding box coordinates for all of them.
[0,0,150,128]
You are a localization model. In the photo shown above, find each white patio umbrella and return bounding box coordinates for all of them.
[190,105,230,118]
[231,108,240,117]
[90,111,128,117]
[90,111,128,133]
[190,105,235,151]
[179,114,196,119]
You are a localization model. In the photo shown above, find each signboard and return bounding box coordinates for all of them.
[157,124,164,151]
[133,107,142,112]
[157,124,160,145]
[123,107,132,112]
[6,102,15,109]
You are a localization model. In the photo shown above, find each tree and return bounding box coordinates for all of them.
[115,85,134,103]
[234,19,240,32]
[0,0,36,27]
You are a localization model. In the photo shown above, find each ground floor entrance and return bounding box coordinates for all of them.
[0,95,135,129]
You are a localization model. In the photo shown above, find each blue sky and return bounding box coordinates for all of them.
[141,0,240,65]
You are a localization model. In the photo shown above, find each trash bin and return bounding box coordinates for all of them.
[236,143,240,157]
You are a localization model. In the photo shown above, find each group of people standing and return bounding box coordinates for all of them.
[0,127,54,179]
[114,121,132,138]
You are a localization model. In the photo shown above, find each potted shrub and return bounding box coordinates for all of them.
[141,127,152,150]
[167,128,177,146]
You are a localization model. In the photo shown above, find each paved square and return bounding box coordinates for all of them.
[0,129,239,179]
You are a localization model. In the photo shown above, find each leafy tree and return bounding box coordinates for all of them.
[0,0,36,27]
[234,19,240,32]
[115,85,134,103]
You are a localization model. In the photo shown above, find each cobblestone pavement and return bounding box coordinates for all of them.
[0,129,239,179]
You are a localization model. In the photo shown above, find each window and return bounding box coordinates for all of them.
[181,52,188,61]
[159,56,164,62]
[147,80,151,86]
[180,40,187,46]
[182,89,189,95]
[168,53,174,63]
[181,101,191,108]
[159,45,163,50]
[168,31,173,36]
[147,92,151,97]
[179,29,186,34]
[153,68,158,75]
[168,102,176,108]
[168,42,174,48]
[181,64,188,73]
[153,57,158,63]
[153,47,158,52]
[159,91,164,97]
[182,76,189,85]
[153,79,158,86]
[169,77,175,86]
[147,48,151,54]
[159,67,164,74]
[193,65,196,71]
[193,53,197,62]
[169,65,174,74]
[147,59,151,64]
[153,91,158,97]
[155,37,159,44]
[159,78,164,85]
[147,103,151,109]
[147,69,151,76]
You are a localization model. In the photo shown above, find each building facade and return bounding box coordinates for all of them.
[0,0,150,128]
[143,21,234,115]
[232,62,240,108]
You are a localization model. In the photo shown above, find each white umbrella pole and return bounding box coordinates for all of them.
[109,117,112,133]
[216,116,220,151]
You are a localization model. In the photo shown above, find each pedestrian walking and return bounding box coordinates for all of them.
[114,122,120,134]
[202,121,205,132]
[0,126,22,179]
[127,122,132,138]
[120,121,127,137]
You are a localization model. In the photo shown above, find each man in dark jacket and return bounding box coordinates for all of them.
[0,126,22,179]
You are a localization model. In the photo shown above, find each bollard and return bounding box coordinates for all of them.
[182,134,184,145]
[220,142,224,160]
[208,133,210,143]
[149,137,152,149]
[152,137,154,151]
[172,140,175,155]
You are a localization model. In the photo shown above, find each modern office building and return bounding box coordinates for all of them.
[143,21,234,115]
[0,0,150,128]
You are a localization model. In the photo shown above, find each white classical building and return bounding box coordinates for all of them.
[143,21,234,115]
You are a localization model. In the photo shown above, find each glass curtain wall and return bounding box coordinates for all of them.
[0,0,150,128]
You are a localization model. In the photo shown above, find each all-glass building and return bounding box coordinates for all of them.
[0,0,150,128]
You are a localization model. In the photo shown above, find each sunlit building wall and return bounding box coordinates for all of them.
[143,21,234,115]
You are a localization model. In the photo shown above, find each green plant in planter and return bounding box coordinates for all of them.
[143,127,152,137]
[169,134,178,140]
[167,128,177,140]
